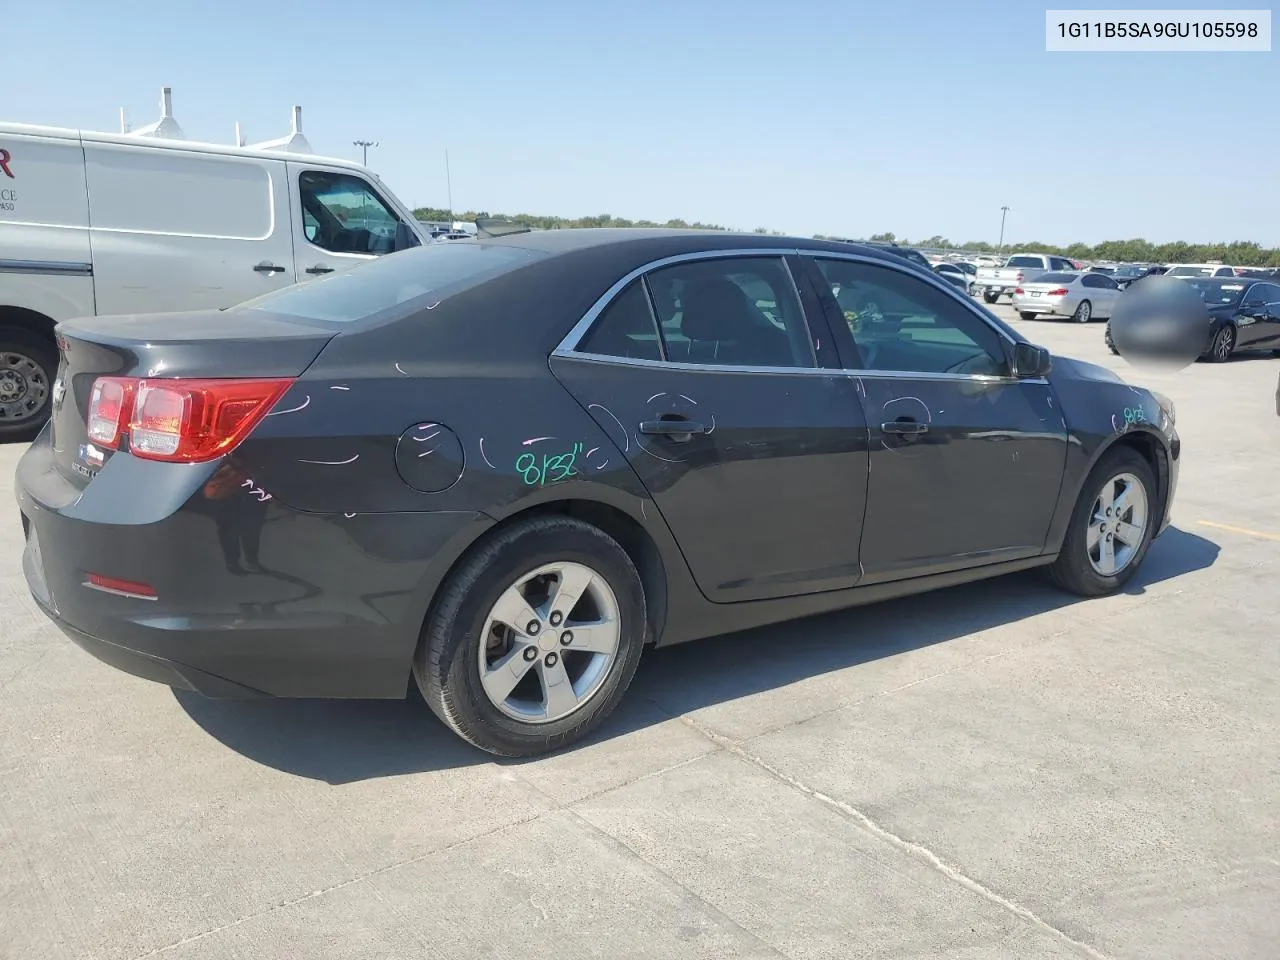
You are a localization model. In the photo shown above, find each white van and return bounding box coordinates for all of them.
[0,100,431,436]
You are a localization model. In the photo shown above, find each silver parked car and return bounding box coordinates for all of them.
[1011,271,1122,323]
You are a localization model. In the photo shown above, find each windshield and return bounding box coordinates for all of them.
[1186,279,1247,305]
[1113,265,1146,277]
[1088,266,1115,274]
[1006,255,1044,268]
[1167,265,1215,277]
[235,243,541,324]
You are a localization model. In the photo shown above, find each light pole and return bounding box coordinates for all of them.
[353,139,378,165]
[997,205,1010,255]
[444,148,454,220]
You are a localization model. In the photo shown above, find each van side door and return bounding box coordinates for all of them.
[285,164,417,281]
[83,142,296,315]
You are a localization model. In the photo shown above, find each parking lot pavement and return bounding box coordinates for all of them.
[1,308,1277,960]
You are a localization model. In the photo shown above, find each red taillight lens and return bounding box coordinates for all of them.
[128,378,295,462]
[87,377,135,449]
[1013,287,1024,295]
[85,376,294,462]
[1046,288,1069,296]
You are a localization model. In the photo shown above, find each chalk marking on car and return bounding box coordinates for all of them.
[330,385,350,392]
[266,395,311,417]
[478,438,495,469]
[647,392,665,403]
[411,431,441,443]
[588,403,629,453]
[394,363,409,376]
[298,454,359,465]
[416,448,439,458]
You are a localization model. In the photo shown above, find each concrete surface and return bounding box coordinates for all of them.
[1,304,1277,960]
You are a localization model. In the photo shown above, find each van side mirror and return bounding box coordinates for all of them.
[1012,342,1053,378]
[393,221,422,252]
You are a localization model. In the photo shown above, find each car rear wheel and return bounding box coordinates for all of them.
[1072,300,1092,323]
[414,515,646,757]
[1019,311,1037,321]
[982,291,999,304]
[0,327,57,439]
[1206,325,1235,362]
[1044,446,1157,597]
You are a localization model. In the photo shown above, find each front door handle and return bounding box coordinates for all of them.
[305,265,335,275]
[253,262,286,274]
[640,418,706,441]
[881,419,928,436]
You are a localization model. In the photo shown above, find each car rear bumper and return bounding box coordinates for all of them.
[1011,295,1068,315]
[16,428,492,700]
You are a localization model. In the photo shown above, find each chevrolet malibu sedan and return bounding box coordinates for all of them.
[1011,271,1123,323]
[17,229,1182,757]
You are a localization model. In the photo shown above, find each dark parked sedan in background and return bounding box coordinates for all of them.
[18,229,1181,756]
[1106,276,1280,361]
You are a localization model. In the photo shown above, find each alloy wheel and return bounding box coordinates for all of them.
[1213,326,1234,361]
[1086,472,1148,577]
[1074,300,1092,323]
[477,561,621,724]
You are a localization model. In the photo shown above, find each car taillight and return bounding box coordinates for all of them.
[86,376,294,462]
[1014,287,1024,295]
[86,377,134,448]
[1046,288,1069,296]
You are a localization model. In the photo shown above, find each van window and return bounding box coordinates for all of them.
[298,171,402,256]
[84,145,272,239]
[237,241,542,324]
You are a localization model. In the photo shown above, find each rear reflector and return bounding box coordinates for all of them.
[86,376,294,462]
[84,573,157,601]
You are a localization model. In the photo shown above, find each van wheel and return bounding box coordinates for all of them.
[0,327,57,439]
[414,515,647,757]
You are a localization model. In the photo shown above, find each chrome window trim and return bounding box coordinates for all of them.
[0,258,93,277]
[554,349,1046,387]
[552,245,1035,383]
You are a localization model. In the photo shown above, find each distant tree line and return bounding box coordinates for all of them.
[412,209,1280,266]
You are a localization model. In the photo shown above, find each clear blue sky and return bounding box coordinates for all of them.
[8,0,1278,246]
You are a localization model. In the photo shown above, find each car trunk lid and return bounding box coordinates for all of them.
[51,309,337,489]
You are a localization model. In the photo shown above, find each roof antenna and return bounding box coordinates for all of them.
[247,104,312,153]
[234,121,245,147]
[129,85,184,140]
[119,107,130,134]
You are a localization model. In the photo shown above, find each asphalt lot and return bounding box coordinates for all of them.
[2,302,1278,960]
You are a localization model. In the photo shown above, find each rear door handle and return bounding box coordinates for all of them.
[305,265,335,275]
[640,419,706,441]
[881,419,928,436]
[253,262,286,274]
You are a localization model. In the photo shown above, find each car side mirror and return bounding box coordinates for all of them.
[1012,342,1053,378]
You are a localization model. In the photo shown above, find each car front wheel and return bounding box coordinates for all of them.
[1206,325,1235,362]
[415,515,647,757]
[1044,446,1157,597]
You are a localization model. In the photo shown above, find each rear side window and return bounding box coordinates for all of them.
[577,280,663,361]
[644,256,815,368]
[238,243,541,323]
[1006,255,1045,268]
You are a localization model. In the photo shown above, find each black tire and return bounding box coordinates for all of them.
[1019,311,1037,321]
[1206,325,1235,362]
[0,326,58,439]
[982,291,999,304]
[1044,446,1158,597]
[414,515,647,757]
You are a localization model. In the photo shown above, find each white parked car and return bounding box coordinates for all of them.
[1010,271,1122,323]
[1165,263,1237,278]
[0,89,432,436]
